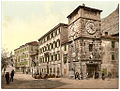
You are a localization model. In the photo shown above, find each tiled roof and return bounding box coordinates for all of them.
[101,5,119,36]
[25,41,38,46]
[14,41,38,51]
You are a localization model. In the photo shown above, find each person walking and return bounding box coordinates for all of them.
[75,72,80,80]
[10,70,15,82]
[5,72,10,84]
[80,72,83,80]
[86,72,89,79]
[102,72,105,80]
[108,72,112,81]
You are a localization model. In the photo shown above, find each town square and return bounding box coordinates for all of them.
[1,1,119,89]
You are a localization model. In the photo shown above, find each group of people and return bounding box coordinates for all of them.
[5,70,15,84]
[74,71,112,80]
[101,72,112,80]
[75,72,83,80]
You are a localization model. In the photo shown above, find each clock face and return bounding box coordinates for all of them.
[86,21,96,34]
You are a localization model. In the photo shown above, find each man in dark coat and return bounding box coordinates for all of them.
[102,72,105,80]
[75,72,80,80]
[10,70,15,82]
[5,72,10,84]
[108,72,112,80]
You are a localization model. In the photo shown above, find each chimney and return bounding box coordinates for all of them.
[82,3,85,7]
[105,32,108,36]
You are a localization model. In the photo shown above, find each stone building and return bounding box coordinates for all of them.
[14,41,38,74]
[13,4,119,78]
[101,34,119,77]
[38,23,68,77]
[67,4,103,78]
[101,5,119,77]
[66,4,119,78]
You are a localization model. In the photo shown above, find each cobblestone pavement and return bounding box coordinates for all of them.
[1,73,119,89]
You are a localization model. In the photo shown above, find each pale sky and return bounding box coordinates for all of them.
[2,1,118,53]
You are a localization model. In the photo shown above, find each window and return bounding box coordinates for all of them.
[89,44,93,52]
[64,45,67,51]
[58,54,60,60]
[45,37,47,42]
[55,54,57,61]
[51,33,53,38]
[56,28,60,35]
[111,41,115,48]
[64,54,67,64]
[55,30,57,36]
[45,46,47,51]
[57,40,60,47]
[48,55,50,62]
[51,43,53,49]
[53,42,55,48]
[112,54,115,60]
[55,41,57,47]
[53,54,55,61]
[58,28,60,34]
[43,57,45,63]
[43,38,45,43]
[49,43,51,50]
[42,47,44,52]
[53,68,55,73]
[47,35,50,40]
[48,44,50,50]
[50,68,52,73]
[51,55,53,61]
[57,67,60,75]
[46,44,48,50]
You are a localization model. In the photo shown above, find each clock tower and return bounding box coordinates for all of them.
[67,4,102,77]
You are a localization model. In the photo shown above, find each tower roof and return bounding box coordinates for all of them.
[67,4,102,18]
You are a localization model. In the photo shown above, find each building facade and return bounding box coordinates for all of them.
[14,41,38,74]
[38,23,68,77]
[100,5,119,77]
[13,4,119,78]
[67,5,103,78]
[101,34,119,77]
